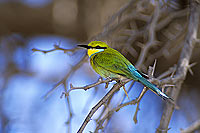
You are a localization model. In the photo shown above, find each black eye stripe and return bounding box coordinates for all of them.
[78,45,107,49]
[95,46,101,49]
[92,46,107,49]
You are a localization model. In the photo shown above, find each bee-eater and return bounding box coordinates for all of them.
[78,41,172,100]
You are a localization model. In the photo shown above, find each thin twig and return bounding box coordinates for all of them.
[133,87,147,123]
[120,81,135,104]
[32,44,80,54]
[66,78,113,96]
[180,119,200,133]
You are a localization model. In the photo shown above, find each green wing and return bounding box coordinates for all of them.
[92,49,137,79]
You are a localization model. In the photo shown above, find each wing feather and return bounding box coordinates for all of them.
[92,49,138,79]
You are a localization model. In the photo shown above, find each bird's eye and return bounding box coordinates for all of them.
[95,46,101,49]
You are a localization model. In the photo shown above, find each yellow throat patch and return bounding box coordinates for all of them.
[88,49,104,57]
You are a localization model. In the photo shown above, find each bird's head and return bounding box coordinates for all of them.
[78,41,109,57]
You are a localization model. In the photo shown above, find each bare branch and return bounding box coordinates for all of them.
[156,1,200,132]
[120,81,135,104]
[32,43,80,54]
[133,87,147,123]
[180,119,200,133]
[77,81,130,133]
[95,98,138,132]
[136,0,160,68]
[156,9,188,31]
[65,93,73,133]
[95,11,151,40]
[104,0,139,29]
[66,78,113,96]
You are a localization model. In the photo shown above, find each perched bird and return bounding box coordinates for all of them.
[78,41,172,100]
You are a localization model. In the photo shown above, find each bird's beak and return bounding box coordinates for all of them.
[77,44,90,49]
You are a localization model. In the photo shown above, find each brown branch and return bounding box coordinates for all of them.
[156,8,188,31]
[104,0,139,30]
[66,78,113,96]
[94,89,118,132]
[94,86,148,131]
[122,6,188,58]
[65,92,73,133]
[77,80,130,133]
[149,65,177,85]
[156,1,200,132]
[133,87,147,123]
[95,11,151,40]
[119,81,135,104]
[94,98,138,132]
[136,0,160,68]
[32,43,80,54]
[146,23,187,66]
[180,119,200,133]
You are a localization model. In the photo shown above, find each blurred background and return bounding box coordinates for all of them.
[0,0,200,133]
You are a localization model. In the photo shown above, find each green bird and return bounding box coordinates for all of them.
[78,41,172,100]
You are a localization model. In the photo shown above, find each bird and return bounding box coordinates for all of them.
[78,41,172,100]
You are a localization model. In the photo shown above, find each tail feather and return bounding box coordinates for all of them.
[138,76,173,101]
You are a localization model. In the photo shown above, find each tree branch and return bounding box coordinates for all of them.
[156,1,200,132]
[32,43,80,54]
[65,78,113,96]
[136,0,160,68]
[77,80,130,133]
[180,119,200,133]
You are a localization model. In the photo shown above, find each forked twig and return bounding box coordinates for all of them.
[65,78,113,97]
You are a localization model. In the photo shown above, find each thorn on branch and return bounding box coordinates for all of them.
[148,59,157,79]
[187,62,197,75]
[122,85,130,100]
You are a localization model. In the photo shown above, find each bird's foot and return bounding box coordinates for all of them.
[104,77,114,89]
